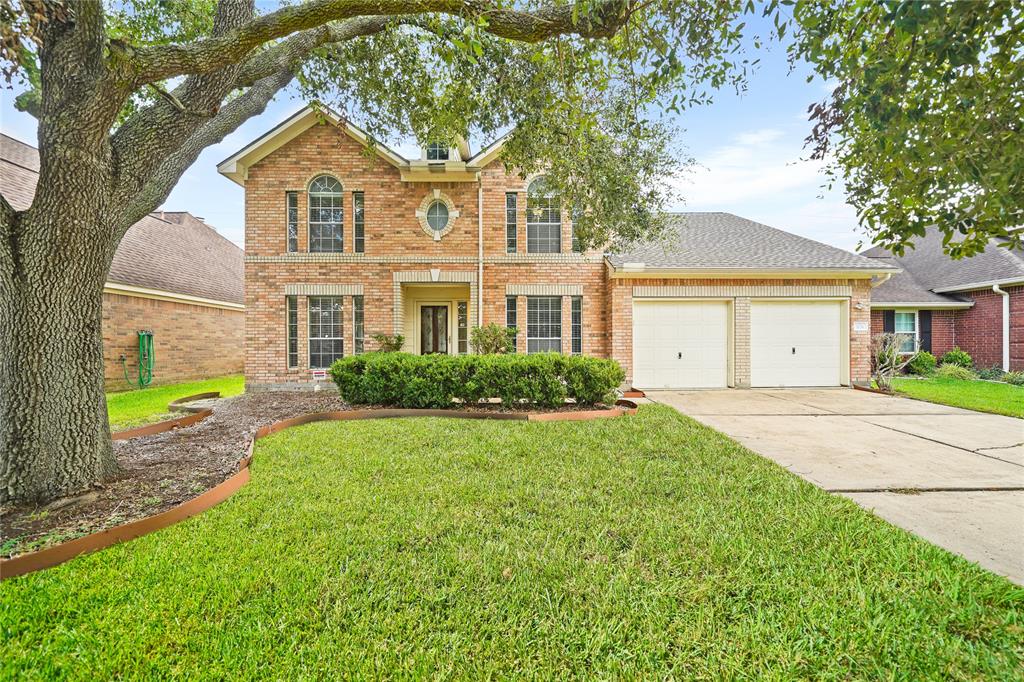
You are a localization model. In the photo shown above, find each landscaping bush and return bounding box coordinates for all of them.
[329,352,624,408]
[907,351,936,375]
[940,347,973,368]
[935,364,978,381]
[370,333,404,352]
[469,323,516,354]
[977,365,1005,381]
[1003,371,1024,386]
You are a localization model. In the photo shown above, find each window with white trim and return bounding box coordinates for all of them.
[286,192,298,253]
[895,311,918,353]
[426,142,449,161]
[308,296,343,368]
[571,296,582,355]
[527,296,562,353]
[505,192,517,253]
[353,191,365,253]
[526,177,561,253]
[308,175,343,252]
[353,295,365,354]
[457,301,468,355]
[506,295,518,353]
[286,295,298,368]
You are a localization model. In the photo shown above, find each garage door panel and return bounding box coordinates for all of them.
[633,301,728,389]
[751,301,842,387]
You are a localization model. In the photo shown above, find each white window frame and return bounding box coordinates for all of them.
[894,310,918,354]
[308,175,344,253]
[308,296,344,368]
[425,142,450,161]
[526,296,562,353]
[526,177,561,254]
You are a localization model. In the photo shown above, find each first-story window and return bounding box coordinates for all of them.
[286,295,298,368]
[308,296,343,368]
[527,296,562,353]
[286,192,298,253]
[895,311,917,354]
[571,296,582,355]
[505,193,517,253]
[353,191,365,253]
[457,301,469,354]
[506,295,518,353]
[353,295,365,354]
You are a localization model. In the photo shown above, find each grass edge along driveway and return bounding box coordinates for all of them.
[106,374,244,430]
[2,405,1021,678]
[891,376,1024,418]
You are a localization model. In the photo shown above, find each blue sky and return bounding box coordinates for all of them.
[0,10,866,253]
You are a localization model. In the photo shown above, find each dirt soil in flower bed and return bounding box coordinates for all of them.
[1,391,347,558]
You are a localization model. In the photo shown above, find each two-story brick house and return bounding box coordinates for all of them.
[219,107,897,391]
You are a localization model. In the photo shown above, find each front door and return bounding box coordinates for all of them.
[420,305,449,354]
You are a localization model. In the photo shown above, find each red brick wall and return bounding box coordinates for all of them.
[103,293,244,389]
[954,285,1023,370]
[870,308,956,358]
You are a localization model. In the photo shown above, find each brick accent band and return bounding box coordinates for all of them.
[632,284,853,297]
[283,283,364,296]
[506,284,584,296]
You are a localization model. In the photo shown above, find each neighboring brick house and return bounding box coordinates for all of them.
[863,228,1024,371]
[219,107,896,390]
[1,133,245,388]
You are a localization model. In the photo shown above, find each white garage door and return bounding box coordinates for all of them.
[633,300,729,389]
[750,301,842,387]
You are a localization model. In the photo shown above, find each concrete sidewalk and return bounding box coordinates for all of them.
[650,388,1024,584]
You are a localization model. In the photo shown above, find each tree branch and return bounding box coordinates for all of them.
[125,0,629,85]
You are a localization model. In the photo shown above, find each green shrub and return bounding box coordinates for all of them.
[469,323,515,354]
[371,334,404,352]
[940,347,973,368]
[935,364,978,381]
[329,352,624,408]
[1003,371,1024,386]
[977,365,1005,381]
[907,351,936,375]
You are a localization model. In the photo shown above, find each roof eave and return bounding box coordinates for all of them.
[931,276,1024,293]
[606,265,902,279]
[868,301,974,310]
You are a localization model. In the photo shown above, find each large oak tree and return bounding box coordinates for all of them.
[0,0,757,504]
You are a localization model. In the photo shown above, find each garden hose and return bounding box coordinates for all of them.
[121,330,155,389]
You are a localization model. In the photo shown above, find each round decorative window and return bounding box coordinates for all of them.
[426,200,449,232]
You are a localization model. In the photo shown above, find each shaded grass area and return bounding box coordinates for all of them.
[892,377,1024,418]
[106,374,244,430]
[2,406,1021,678]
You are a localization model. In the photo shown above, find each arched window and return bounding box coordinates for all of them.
[526,177,561,253]
[308,175,343,252]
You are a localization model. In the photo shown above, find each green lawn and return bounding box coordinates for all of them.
[2,406,1020,678]
[106,374,244,430]
[891,376,1024,418]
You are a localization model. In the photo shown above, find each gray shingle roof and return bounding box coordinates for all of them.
[859,255,968,305]
[607,213,893,271]
[1,133,244,305]
[861,227,1024,293]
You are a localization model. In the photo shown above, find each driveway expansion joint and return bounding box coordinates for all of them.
[833,486,1024,494]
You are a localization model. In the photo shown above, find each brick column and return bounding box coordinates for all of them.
[344,295,354,358]
[608,281,632,386]
[733,297,751,388]
[850,280,872,385]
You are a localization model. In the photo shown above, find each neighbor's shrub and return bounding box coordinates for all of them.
[1003,371,1024,386]
[371,333,404,353]
[940,347,973,368]
[329,352,624,408]
[469,323,516,354]
[907,351,936,376]
[935,364,978,381]
[977,365,1005,381]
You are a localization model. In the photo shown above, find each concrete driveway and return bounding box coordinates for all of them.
[649,388,1024,584]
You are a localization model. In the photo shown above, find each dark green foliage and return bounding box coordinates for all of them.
[330,353,624,409]
[370,334,404,353]
[940,347,973,369]
[1003,371,1024,387]
[977,366,1005,381]
[469,323,515,355]
[907,351,936,376]
[935,364,977,382]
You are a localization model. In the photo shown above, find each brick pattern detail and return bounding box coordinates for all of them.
[956,286,1023,370]
[103,293,243,388]
[733,298,751,387]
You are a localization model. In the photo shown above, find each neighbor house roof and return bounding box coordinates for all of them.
[607,213,898,276]
[861,227,1024,298]
[1,133,244,307]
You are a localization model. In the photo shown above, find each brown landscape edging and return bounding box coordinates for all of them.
[169,391,222,413]
[1,400,637,580]
[111,392,222,441]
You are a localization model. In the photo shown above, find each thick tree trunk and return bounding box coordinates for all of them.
[0,211,117,505]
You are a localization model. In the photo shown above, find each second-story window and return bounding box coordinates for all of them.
[286,192,298,252]
[308,175,343,252]
[505,192,517,253]
[353,191,365,253]
[426,142,449,161]
[527,177,561,253]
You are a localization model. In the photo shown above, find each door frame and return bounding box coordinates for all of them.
[415,300,454,356]
[748,297,850,387]
[631,298,735,389]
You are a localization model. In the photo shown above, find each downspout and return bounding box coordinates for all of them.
[477,180,484,329]
[993,284,1010,371]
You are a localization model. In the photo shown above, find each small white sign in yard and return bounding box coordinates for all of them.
[312,370,327,381]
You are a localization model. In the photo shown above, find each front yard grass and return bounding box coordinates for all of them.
[106,374,244,430]
[2,405,1021,678]
[891,376,1024,418]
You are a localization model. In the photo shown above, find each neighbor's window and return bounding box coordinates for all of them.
[286,295,298,368]
[308,296,343,368]
[527,296,561,353]
[353,191,365,253]
[308,175,343,253]
[506,295,518,353]
[286,191,298,253]
[505,192,517,253]
[526,177,561,253]
[457,301,468,355]
[571,296,582,355]
[426,142,449,161]
[353,295,364,354]
[895,311,917,354]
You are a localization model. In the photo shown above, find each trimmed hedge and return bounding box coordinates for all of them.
[330,352,625,409]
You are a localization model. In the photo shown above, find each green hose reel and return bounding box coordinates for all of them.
[121,330,155,389]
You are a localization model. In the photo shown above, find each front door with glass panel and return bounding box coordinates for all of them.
[420,305,448,354]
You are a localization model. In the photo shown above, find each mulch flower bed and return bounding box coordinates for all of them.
[1,391,347,558]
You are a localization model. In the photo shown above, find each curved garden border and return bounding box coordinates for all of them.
[111,392,220,441]
[1,400,638,580]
